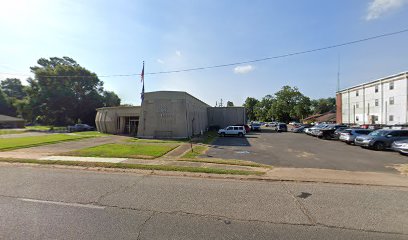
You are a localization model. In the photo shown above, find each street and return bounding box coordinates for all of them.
[0,165,407,239]
[207,129,408,173]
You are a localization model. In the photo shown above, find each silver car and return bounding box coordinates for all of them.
[339,129,372,144]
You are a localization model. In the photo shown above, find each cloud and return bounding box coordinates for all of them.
[176,50,181,57]
[233,65,254,74]
[366,0,408,20]
[157,59,164,64]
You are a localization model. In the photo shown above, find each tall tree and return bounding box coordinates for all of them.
[243,97,259,121]
[226,101,234,107]
[270,86,311,122]
[0,88,16,116]
[254,95,274,121]
[310,97,336,114]
[1,78,26,99]
[28,56,120,125]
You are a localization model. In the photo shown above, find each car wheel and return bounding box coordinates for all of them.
[221,133,225,137]
[238,132,243,137]
[373,142,385,151]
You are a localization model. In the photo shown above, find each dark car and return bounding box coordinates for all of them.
[276,123,287,132]
[68,124,94,132]
[250,122,261,131]
[317,125,348,140]
[354,129,408,150]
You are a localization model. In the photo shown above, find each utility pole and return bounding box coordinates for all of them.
[337,54,341,92]
[219,98,223,107]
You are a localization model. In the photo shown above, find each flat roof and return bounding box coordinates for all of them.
[96,105,141,110]
[145,91,210,107]
[337,71,408,93]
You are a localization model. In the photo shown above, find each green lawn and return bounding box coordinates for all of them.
[0,130,27,135]
[181,145,208,158]
[65,143,179,159]
[0,158,264,175]
[0,134,91,151]
[25,126,52,131]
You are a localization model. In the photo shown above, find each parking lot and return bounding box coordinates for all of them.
[205,128,408,173]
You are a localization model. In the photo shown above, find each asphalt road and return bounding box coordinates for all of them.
[0,165,407,239]
[206,128,408,173]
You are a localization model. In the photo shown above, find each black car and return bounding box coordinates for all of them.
[276,123,287,132]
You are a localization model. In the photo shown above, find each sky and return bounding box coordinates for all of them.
[0,0,408,106]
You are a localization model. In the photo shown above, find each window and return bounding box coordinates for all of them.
[389,115,394,122]
[375,99,379,106]
[401,131,408,137]
[233,127,239,130]
[375,85,379,93]
[227,127,233,130]
[389,97,394,105]
[356,90,359,96]
[116,117,120,130]
[374,116,379,121]
[356,116,359,121]
[389,81,394,90]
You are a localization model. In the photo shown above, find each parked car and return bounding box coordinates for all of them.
[391,139,408,155]
[250,122,261,131]
[332,127,349,139]
[67,124,94,132]
[218,125,246,137]
[276,123,287,132]
[317,125,348,140]
[291,125,306,133]
[354,129,408,150]
[339,129,372,144]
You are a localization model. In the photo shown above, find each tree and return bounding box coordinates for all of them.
[0,88,16,116]
[102,91,121,107]
[28,56,120,125]
[243,97,259,121]
[254,95,274,121]
[270,86,311,122]
[226,101,234,107]
[1,78,26,100]
[310,97,336,114]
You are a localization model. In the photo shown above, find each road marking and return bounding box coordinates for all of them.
[18,198,105,209]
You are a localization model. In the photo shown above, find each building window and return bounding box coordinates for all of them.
[389,97,394,105]
[389,115,394,122]
[375,99,379,106]
[356,90,359,96]
[389,81,394,90]
[375,85,379,93]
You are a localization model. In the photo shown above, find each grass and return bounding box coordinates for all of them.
[178,158,273,169]
[128,138,188,144]
[0,134,92,151]
[181,145,208,158]
[25,125,52,131]
[71,131,109,137]
[65,143,179,159]
[0,158,264,175]
[0,130,27,135]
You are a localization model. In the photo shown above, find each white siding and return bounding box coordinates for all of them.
[339,72,408,125]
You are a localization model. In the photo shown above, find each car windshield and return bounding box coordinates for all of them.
[369,130,390,136]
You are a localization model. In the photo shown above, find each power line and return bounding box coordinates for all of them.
[1,28,408,78]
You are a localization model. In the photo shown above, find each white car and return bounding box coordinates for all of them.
[218,126,246,137]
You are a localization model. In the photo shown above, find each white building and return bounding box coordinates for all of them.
[336,72,408,125]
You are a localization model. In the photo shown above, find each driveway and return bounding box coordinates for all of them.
[205,129,408,173]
